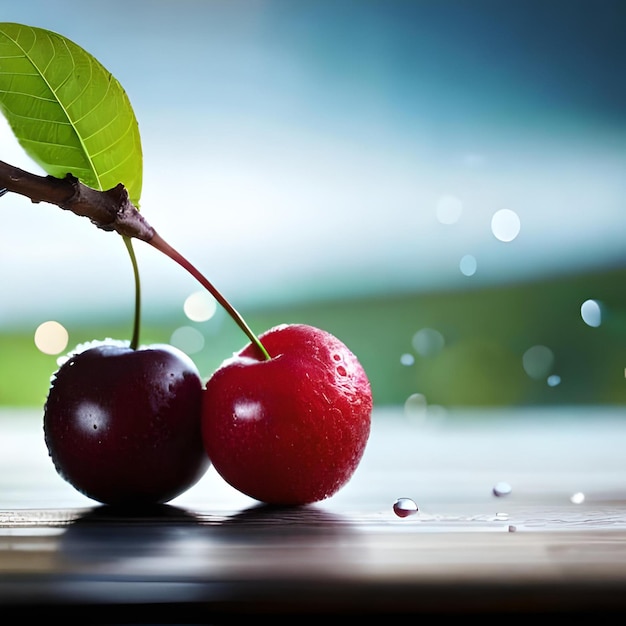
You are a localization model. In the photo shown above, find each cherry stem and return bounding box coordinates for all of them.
[148,232,271,361]
[123,236,142,350]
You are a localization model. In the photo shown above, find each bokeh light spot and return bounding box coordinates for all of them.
[404,393,427,421]
[170,326,205,355]
[412,328,445,356]
[491,209,520,242]
[459,254,477,276]
[547,374,561,387]
[34,320,69,355]
[580,299,602,327]
[436,194,463,224]
[400,353,415,366]
[183,291,217,322]
[522,345,554,380]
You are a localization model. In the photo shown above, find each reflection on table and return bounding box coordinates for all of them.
[0,405,625,617]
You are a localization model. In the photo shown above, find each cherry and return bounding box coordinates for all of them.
[43,340,210,506]
[202,323,372,506]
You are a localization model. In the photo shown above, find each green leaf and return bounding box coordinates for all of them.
[0,23,142,205]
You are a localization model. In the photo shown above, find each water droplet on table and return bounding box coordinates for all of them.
[570,491,585,504]
[393,497,418,518]
[492,481,512,497]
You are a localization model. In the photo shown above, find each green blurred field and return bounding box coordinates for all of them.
[2,265,626,410]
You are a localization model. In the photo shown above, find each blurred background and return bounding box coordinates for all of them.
[1,0,625,411]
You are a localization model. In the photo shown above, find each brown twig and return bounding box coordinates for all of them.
[0,159,271,359]
[0,160,154,241]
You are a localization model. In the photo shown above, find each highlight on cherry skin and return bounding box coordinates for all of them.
[202,323,373,506]
[43,339,211,506]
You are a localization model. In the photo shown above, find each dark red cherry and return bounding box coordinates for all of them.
[43,340,210,506]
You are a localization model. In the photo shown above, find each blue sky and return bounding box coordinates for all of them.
[0,0,625,327]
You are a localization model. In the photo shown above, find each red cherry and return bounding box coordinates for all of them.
[202,324,372,505]
[43,340,210,506]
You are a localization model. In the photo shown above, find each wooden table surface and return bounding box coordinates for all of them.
[1,405,626,620]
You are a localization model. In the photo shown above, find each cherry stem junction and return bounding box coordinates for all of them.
[0,160,271,361]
